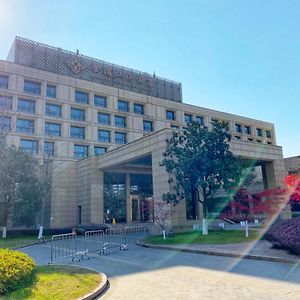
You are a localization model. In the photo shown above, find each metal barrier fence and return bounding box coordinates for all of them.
[49,226,147,264]
[49,233,88,264]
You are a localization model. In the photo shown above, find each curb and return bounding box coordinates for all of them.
[54,265,109,300]
[136,241,299,264]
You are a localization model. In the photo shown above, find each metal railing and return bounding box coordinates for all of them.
[49,226,147,264]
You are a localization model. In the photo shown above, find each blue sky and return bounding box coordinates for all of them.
[0,0,299,157]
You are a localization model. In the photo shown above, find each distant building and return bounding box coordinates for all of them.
[285,155,300,175]
[0,37,287,229]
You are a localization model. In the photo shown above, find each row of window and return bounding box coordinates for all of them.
[234,123,272,138]
[20,139,106,158]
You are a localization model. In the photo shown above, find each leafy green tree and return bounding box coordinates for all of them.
[0,143,42,229]
[161,121,242,234]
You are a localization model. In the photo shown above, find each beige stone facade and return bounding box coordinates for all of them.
[285,155,300,175]
[0,37,287,228]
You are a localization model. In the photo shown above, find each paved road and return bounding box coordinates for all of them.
[22,243,300,299]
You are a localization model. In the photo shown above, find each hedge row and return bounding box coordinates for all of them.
[0,249,35,294]
[265,218,300,255]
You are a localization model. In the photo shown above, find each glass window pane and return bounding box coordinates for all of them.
[94,146,106,156]
[98,113,110,125]
[0,96,12,110]
[134,103,143,115]
[143,121,153,132]
[44,141,55,156]
[45,103,61,117]
[75,90,89,104]
[166,110,175,121]
[45,123,61,136]
[94,95,107,107]
[24,81,41,95]
[98,130,110,142]
[115,116,126,127]
[0,75,8,89]
[17,99,35,114]
[0,116,11,131]
[184,114,192,124]
[115,132,126,144]
[46,85,56,98]
[118,100,129,112]
[71,108,85,121]
[74,144,89,158]
[16,119,34,134]
[20,139,38,154]
[70,126,85,139]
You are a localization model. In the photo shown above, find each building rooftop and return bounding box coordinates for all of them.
[7,36,182,102]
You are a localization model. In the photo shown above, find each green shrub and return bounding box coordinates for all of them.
[0,249,35,294]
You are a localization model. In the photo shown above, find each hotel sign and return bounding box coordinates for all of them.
[13,37,182,102]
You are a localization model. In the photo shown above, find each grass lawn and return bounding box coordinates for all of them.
[0,235,50,249]
[0,265,102,300]
[145,230,260,245]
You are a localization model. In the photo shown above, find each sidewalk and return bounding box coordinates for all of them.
[137,239,300,264]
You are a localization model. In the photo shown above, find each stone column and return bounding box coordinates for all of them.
[126,173,131,223]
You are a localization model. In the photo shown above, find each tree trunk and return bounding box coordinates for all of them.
[245,220,249,238]
[202,198,208,235]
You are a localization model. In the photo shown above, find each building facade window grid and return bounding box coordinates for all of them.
[17,99,36,114]
[45,103,61,117]
[266,130,272,138]
[75,90,89,104]
[98,130,110,143]
[134,103,144,115]
[98,113,110,125]
[94,95,107,108]
[0,96,12,110]
[0,75,8,89]
[118,100,129,112]
[115,132,126,144]
[115,115,126,128]
[45,122,61,137]
[71,107,85,121]
[46,85,56,98]
[20,139,38,154]
[235,123,242,133]
[74,144,89,158]
[16,119,34,134]
[256,128,263,137]
[195,116,204,125]
[24,80,41,95]
[70,126,85,139]
[244,126,251,135]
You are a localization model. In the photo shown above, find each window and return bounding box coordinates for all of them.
[211,118,218,123]
[0,96,12,110]
[115,115,126,128]
[256,128,263,137]
[256,139,262,143]
[115,132,126,144]
[74,144,89,158]
[0,116,11,131]
[195,116,204,125]
[171,125,179,129]
[75,90,89,104]
[234,135,241,140]
[184,114,192,124]
[71,108,85,121]
[17,99,35,114]
[166,110,175,121]
[98,130,110,142]
[46,85,56,98]
[247,138,253,142]
[16,119,34,134]
[0,75,8,89]
[134,103,144,115]
[24,80,41,95]
[45,103,61,117]
[244,126,251,135]
[118,100,129,112]
[45,122,61,137]
[20,139,38,154]
[70,126,85,139]
[266,130,272,138]
[143,120,153,132]
[98,113,110,125]
[44,141,55,156]
[235,123,242,133]
[94,95,107,108]
[94,146,106,156]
